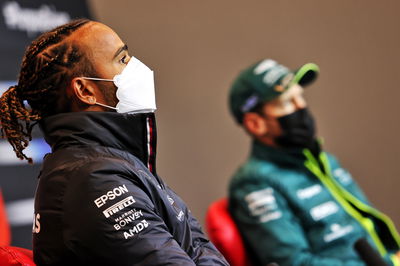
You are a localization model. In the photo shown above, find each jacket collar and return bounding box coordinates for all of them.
[40,111,158,174]
[250,140,321,168]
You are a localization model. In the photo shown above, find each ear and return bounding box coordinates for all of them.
[242,112,269,137]
[70,77,97,105]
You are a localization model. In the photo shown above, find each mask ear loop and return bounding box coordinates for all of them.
[80,77,118,111]
[81,77,114,82]
[94,101,118,111]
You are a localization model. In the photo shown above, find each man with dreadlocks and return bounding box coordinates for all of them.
[0,19,228,266]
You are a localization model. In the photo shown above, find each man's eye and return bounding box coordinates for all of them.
[120,55,130,64]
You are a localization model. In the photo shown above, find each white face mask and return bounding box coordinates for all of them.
[82,56,157,113]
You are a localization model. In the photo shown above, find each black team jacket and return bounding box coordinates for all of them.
[33,111,228,266]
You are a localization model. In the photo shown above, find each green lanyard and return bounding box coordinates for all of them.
[303,149,400,259]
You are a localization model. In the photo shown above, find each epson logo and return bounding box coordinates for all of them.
[94,185,128,208]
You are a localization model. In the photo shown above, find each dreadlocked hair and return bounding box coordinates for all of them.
[0,18,95,163]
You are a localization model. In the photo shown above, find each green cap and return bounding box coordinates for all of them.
[229,59,319,123]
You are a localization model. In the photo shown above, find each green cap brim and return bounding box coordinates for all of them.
[291,63,319,86]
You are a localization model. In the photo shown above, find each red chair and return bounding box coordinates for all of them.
[0,246,35,266]
[0,190,11,246]
[0,190,35,265]
[206,198,253,266]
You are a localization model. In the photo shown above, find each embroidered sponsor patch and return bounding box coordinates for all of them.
[167,195,174,205]
[245,188,276,210]
[310,201,339,221]
[323,223,354,242]
[94,185,129,208]
[245,188,274,204]
[263,65,289,86]
[167,194,185,222]
[245,188,281,223]
[123,219,150,239]
[113,209,144,231]
[297,184,322,200]
[333,168,352,185]
[176,210,184,221]
[253,59,277,75]
[103,196,135,218]
[259,211,282,223]
[32,213,40,234]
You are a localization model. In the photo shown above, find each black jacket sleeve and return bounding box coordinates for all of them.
[166,188,229,265]
[62,158,201,265]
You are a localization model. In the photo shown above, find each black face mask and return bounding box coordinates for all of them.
[275,108,316,149]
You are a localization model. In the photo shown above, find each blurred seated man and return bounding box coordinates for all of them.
[0,19,228,266]
[227,59,400,265]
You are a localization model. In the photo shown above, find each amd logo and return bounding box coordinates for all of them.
[94,185,129,208]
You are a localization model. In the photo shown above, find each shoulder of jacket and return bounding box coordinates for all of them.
[231,157,294,184]
[230,162,279,195]
[229,158,313,201]
[42,147,144,188]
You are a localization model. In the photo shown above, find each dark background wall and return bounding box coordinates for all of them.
[89,0,400,228]
[0,0,92,248]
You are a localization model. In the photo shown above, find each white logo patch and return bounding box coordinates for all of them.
[115,209,140,223]
[259,211,282,223]
[94,185,129,208]
[253,59,277,75]
[123,219,150,239]
[262,65,289,86]
[324,223,354,242]
[245,188,276,211]
[297,184,322,200]
[114,209,143,230]
[310,201,339,221]
[177,210,184,221]
[103,196,135,218]
[333,168,352,185]
[245,188,281,222]
[167,194,185,222]
[32,213,40,234]
[167,195,174,205]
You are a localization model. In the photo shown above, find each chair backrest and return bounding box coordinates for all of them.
[0,190,11,246]
[0,246,35,266]
[206,198,252,266]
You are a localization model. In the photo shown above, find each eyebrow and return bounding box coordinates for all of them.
[113,44,128,59]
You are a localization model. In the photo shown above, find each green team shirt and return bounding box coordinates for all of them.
[229,141,400,266]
